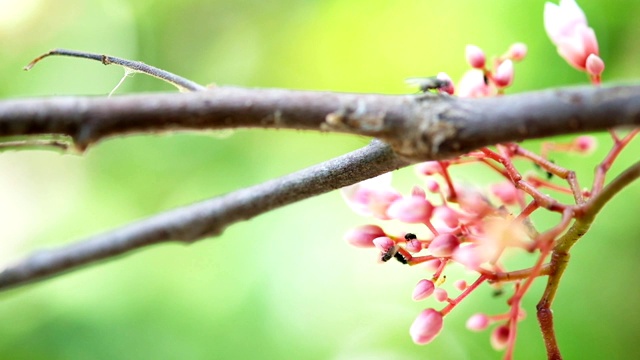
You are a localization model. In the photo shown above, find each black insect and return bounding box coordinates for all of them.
[405,77,451,93]
[404,233,417,240]
[381,245,399,262]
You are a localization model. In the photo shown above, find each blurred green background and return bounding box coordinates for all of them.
[0,0,638,359]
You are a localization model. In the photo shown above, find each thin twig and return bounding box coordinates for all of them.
[24,49,208,92]
[0,140,408,290]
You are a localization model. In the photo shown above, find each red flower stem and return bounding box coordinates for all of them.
[592,129,638,195]
[440,275,487,316]
[438,161,458,201]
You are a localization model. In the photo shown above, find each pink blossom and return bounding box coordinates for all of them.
[412,279,435,301]
[452,244,485,270]
[490,181,519,205]
[493,59,514,88]
[436,72,455,95]
[544,0,600,71]
[434,288,449,302]
[454,279,468,291]
[466,45,486,69]
[585,53,604,79]
[490,325,510,350]
[507,42,528,61]
[341,173,401,219]
[457,70,491,98]
[428,233,460,257]
[386,196,434,223]
[409,308,444,345]
[572,135,597,154]
[406,239,423,253]
[372,236,395,252]
[415,161,443,176]
[433,206,460,229]
[343,224,386,248]
[466,313,490,331]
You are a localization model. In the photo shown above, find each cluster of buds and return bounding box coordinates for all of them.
[341,1,624,358]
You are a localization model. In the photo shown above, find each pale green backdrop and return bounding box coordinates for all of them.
[0,0,638,359]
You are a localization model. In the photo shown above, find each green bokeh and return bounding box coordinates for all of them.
[0,1,638,359]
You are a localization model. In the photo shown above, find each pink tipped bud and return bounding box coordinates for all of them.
[466,313,490,331]
[343,225,386,248]
[416,161,442,176]
[422,259,442,272]
[372,236,395,252]
[466,45,486,69]
[572,135,597,154]
[411,186,426,199]
[434,288,448,302]
[493,59,514,88]
[454,279,467,291]
[490,181,519,205]
[412,279,436,301]
[409,308,444,345]
[433,206,460,229]
[457,69,491,98]
[453,244,484,270]
[428,233,460,257]
[508,42,527,61]
[436,72,455,95]
[406,239,422,253]
[586,53,605,77]
[387,197,434,223]
[424,179,440,193]
[490,325,510,350]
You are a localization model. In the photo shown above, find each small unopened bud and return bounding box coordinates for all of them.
[493,59,514,88]
[466,313,490,331]
[572,135,597,154]
[490,325,510,350]
[372,236,395,252]
[586,53,605,77]
[434,288,449,302]
[412,279,436,301]
[507,42,527,61]
[466,45,486,69]
[411,186,427,199]
[387,197,434,223]
[406,239,422,253]
[454,279,467,291]
[344,225,386,248]
[428,233,460,257]
[409,308,444,345]
[436,72,455,95]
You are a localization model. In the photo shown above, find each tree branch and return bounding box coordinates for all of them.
[0,140,408,290]
[0,85,638,159]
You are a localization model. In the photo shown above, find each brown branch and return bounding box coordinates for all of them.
[0,140,408,290]
[0,85,638,158]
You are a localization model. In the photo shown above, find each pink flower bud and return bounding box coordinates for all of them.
[422,259,442,272]
[412,279,436,301]
[490,181,519,205]
[436,72,455,95]
[585,53,604,77]
[343,225,386,248]
[452,244,484,270]
[466,313,490,331]
[493,59,514,88]
[465,45,486,69]
[454,279,467,291]
[572,135,597,154]
[409,308,444,345]
[433,206,460,228]
[457,69,491,98]
[372,236,395,252]
[341,173,401,219]
[415,161,442,176]
[428,233,460,257]
[434,288,449,302]
[544,0,600,71]
[490,325,510,350]
[424,179,440,193]
[508,42,528,61]
[386,197,434,223]
[406,239,423,253]
[411,186,426,199]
